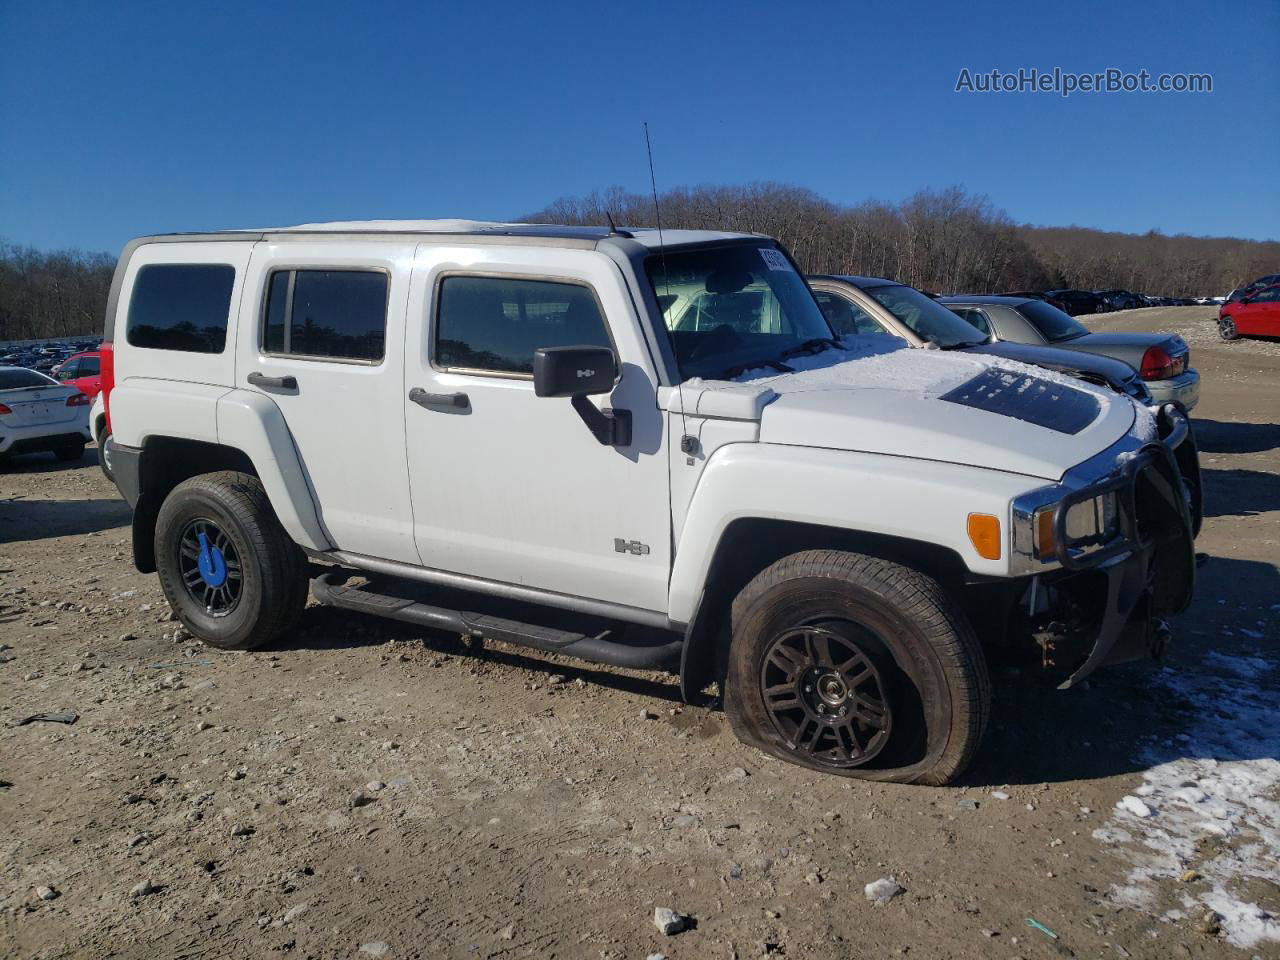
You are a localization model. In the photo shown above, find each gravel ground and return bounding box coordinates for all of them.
[1,307,1277,959]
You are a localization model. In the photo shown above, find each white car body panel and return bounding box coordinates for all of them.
[667,442,1039,625]
[0,375,90,453]
[403,244,671,613]
[234,240,419,564]
[759,385,1133,482]
[109,379,227,448]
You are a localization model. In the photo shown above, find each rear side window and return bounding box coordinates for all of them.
[79,356,101,375]
[0,368,56,389]
[127,264,235,353]
[950,307,992,336]
[435,275,611,375]
[264,270,388,362]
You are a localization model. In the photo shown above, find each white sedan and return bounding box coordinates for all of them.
[0,366,92,464]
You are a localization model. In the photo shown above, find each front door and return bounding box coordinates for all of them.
[403,245,671,616]
[1238,286,1280,336]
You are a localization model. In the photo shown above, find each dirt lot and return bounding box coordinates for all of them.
[1,306,1277,960]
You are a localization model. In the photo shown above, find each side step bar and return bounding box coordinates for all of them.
[311,572,682,671]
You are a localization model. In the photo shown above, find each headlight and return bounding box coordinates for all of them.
[1034,491,1119,558]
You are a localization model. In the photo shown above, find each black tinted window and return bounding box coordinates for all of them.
[264,270,388,361]
[436,276,610,375]
[1018,300,1089,342]
[0,367,56,389]
[79,356,100,375]
[127,264,235,353]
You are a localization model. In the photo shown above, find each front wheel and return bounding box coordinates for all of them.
[154,471,308,650]
[1218,315,1239,341]
[723,550,990,785]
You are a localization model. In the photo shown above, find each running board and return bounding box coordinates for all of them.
[311,572,682,670]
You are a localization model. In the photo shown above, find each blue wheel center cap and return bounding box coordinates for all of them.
[197,532,228,587]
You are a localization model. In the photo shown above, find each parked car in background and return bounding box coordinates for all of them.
[0,365,92,464]
[1218,284,1280,341]
[995,290,1069,312]
[1228,274,1280,302]
[938,295,1200,411]
[51,350,104,399]
[1099,290,1145,311]
[808,276,1156,407]
[1046,289,1108,315]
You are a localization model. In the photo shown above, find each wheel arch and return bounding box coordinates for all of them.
[679,517,968,700]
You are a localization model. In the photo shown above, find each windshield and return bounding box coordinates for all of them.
[1018,299,1089,342]
[646,243,834,379]
[863,285,989,348]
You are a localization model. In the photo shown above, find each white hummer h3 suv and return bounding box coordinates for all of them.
[103,220,1200,785]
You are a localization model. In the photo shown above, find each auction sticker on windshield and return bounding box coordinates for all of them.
[759,248,793,271]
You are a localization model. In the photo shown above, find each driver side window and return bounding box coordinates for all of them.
[813,292,889,337]
[56,358,80,380]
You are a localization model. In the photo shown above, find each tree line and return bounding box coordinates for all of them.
[0,242,115,342]
[524,183,1277,298]
[3,186,1276,341]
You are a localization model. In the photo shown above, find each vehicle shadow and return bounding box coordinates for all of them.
[1201,467,1280,518]
[965,554,1280,787]
[1192,418,1280,454]
[0,497,131,543]
[275,603,688,704]
[0,450,100,476]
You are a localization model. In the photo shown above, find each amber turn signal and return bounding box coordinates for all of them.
[966,513,1002,561]
[1036,508,1057,558]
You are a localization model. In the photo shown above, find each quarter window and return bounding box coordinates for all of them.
[127,264,235,354]
[435,275,611,375]
[264,270,388,362]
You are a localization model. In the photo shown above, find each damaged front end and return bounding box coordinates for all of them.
[1008,404,1198,687]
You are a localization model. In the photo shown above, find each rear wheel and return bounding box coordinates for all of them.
[154,471,307,650]
[54,441,85,462]
[95,422,114,482]
[723,550,989,785]
[1218,315,1239,341]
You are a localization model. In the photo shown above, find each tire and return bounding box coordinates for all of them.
[95,423,114,482]
[54,441,85,462]
[154,471,308,650]
[723,549,990,786]
[1218,315,1239,341]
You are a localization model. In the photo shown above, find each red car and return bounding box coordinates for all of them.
[1219,284,1280,341]
[51,350,104,398]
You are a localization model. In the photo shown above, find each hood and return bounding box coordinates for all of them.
[966,341,1138,388]
[740,342,1137,481]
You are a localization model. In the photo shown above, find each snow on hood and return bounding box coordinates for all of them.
[730,336,1140,481]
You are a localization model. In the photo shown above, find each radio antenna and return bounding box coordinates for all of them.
[644,122,695,458]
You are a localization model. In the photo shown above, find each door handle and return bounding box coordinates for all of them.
[248,372,298,390]
[409,388,468,409]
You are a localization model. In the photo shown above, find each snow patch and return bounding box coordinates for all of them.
[1098,655,1280,949]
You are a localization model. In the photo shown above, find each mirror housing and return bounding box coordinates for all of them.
[532,345,630,446]
[533,346,616,398]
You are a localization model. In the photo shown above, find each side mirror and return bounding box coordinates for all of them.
[532,345,630,446]
[533,346,616,398]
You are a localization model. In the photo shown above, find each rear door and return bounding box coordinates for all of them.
[403,243,671,615]
[236,240,419,564]
[1239,286,1280,335]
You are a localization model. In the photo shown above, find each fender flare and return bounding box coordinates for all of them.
[216,389,331,552]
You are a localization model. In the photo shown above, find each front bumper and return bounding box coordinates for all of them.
[1011,405,1198,687]
[1147,369,1200,411]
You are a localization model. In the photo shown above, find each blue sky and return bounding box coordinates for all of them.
[1,0,1276,253]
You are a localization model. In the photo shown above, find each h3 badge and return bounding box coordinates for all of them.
[614,538,651,557]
